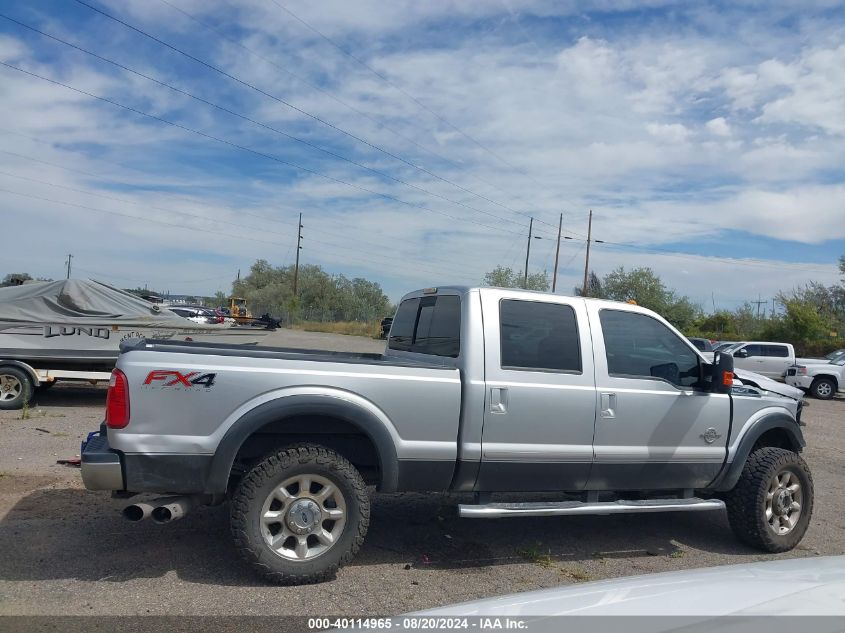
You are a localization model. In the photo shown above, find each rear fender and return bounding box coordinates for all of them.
[206,387,401,493]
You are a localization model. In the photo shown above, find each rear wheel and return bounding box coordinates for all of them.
[724,447,813,552]
[230,444,369,585]
[810,377,836,400]
[0,367,34,410]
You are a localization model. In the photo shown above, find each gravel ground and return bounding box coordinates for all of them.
[0,329,843,615]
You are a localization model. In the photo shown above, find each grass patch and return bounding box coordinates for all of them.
[517,543,555,568]
[560,565,593,582]
[669,549,686,559]
[19,400,30,420]
[294,321,382,339]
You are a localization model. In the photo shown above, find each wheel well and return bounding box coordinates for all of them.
[229,414,381,486]
[752,427,800,453]
[811,374,838,389]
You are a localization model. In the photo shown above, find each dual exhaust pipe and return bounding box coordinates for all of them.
[122,495,200,524]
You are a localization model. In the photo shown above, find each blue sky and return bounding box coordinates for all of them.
[1,0,843,309]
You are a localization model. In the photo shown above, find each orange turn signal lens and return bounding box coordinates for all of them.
[722,371,734,387]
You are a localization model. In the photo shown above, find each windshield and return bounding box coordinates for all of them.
[825,349,845,360]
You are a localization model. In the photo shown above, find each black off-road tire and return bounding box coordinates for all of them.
[724,447,813,552]
[230,444,370,585]
[0,366,34,411]
[810,377,836,400]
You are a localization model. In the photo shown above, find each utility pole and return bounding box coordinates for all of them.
[237,269,240,282]
[523,217,533,289]
[751,294,767,319]
[65,253,73,279]
[582,210,593,297]
[552,213,562,293]
[293,212,303,296]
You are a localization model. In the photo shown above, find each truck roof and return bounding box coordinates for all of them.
[401,286,649,309]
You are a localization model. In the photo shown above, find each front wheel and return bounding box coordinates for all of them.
[810,377,836,400]
[230,445,370,585]
[724,447,813,552]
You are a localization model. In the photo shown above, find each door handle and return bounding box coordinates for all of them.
[600,392,616,419]
[490,387,508,414]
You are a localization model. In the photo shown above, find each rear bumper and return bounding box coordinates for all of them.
[81,432,124,491]
[81,430,214,494]
[785,375,812,390]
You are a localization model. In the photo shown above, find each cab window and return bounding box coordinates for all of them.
[499,300,581,372]
[388,295,461,358]
[600,309,701,388]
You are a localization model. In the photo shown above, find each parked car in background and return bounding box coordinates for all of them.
[380,316,393,339]
[167,306,223,325]
[687,337,714,352]
[714,341,739,352]
[786,355,845,399]
[727,342,795,379]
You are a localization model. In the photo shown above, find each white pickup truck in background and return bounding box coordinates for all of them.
[786,355,845,399]
[725,342,795,379]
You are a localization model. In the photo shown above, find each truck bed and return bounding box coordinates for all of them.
[120,338,449,370]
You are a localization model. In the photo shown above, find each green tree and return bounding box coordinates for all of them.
[232,259,391,323]
[574,271,604,298]
[0,273,51,287]
[483,266,549,291]
[600,266,701,330]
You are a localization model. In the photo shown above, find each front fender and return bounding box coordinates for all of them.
[710,413,805,492]
[205,390,401,494]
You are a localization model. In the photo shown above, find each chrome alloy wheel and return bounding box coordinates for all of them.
[815,381,833,398]
[0,374,22,402]
[765,469,802,536]
[260,474,347,561]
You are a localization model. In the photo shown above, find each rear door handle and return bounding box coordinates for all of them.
[600,392,616,419]
[490,387,508,414]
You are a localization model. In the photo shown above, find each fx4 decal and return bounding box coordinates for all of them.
[143,370,217,388]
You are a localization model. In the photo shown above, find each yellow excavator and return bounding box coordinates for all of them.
[228,297,253,324]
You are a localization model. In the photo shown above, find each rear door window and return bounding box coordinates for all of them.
[388,295,461,357]
[499,300,581,372]
[764,345,789,357]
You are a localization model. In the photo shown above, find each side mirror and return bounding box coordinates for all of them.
[735,348,748,358]
[710,352,735,394]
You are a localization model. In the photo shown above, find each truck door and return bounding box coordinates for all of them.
[586,305,729,490]
[477,291,596,491]
[761,344,791,378]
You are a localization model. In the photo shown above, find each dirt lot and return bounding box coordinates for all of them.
[0,329,843,615]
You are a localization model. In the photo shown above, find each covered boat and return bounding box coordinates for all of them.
[0,279,271,370]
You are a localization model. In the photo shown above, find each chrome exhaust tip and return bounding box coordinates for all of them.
[151,496,194,524]
[122,502,155,522]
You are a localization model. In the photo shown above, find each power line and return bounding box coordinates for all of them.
[0,61,531,240]
[0,15,553,237]
[0,186,492,282]
[69,1,564,236]
[155,0,559,228]
[0,146,517,277]
[268,0,565,223]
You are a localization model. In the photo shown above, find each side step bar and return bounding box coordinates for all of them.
[458,497,725,518]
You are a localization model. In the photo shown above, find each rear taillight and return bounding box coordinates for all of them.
[105,369,130,429]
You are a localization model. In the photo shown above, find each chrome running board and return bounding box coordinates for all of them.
[458,497,725,518]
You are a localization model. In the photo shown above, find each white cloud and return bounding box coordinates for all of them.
[646,122,691,143]
[1,2,843,306]
[706,117,731,137]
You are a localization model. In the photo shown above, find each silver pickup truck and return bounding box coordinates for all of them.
[81,287,812,585]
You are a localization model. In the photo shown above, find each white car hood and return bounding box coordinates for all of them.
[420,556,845,617]
[734,368,803,400]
